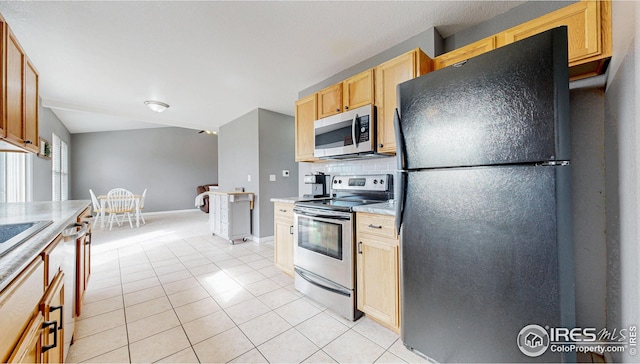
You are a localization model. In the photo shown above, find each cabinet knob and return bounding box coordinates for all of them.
[336,108,340,112]
[379,144,383,148]
[345,106,349,110]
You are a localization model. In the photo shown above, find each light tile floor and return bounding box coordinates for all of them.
[67,210,430,363]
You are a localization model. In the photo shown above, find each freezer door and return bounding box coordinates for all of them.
[400,165,575,363]
[397,27,570,170]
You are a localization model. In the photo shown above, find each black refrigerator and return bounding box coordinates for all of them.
[394,27,576,363]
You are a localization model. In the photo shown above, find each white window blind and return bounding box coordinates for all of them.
[52,134,69,201]
[0,152,32,203]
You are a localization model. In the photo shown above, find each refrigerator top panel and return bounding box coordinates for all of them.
[397,27,570,170]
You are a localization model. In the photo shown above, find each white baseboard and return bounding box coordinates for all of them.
[143,208,203,216]
[250,235,274,243]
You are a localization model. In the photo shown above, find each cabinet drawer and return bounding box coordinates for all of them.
[357,213,397,240]
[274,203,294,221]
[0,258,45,362]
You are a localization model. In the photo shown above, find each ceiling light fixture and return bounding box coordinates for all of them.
[144,100,170,113]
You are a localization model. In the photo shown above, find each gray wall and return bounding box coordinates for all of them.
[218,108,297,239]
[33,105,72,201]
[70,127,218,212]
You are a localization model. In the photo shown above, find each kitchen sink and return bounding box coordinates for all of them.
[0,220,53,257]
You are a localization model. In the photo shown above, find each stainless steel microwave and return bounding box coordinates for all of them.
[314,104,375,159]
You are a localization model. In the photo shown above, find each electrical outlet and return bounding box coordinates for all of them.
[282,170,290,177]
[270,174,276,182]
[247,174,251,182]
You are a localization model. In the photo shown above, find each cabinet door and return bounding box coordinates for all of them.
[343,69,373,111]
[5,28,25,147]
[8,312,44,364]
[294,94,317,162]
[356,236,399,331]
[41,272,64,364]
[433,36,496,70]
[23,58,39,153]
[274,203,294,275]
[317,82,342,119]
[274,220,294,276]
[498,1,600,65]
[375,49,431,154]
[0,258,45,362]
[75,237,85,316]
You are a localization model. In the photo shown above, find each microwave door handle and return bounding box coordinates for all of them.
[351,114,359,148]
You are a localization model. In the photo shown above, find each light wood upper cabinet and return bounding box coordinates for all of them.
[375,48,432,154]
[317,69,374,119]
[1,18,40,153]
[433,0,611,80]
[5,27,26,148]
[273,202,294,276]
[24,59,39,153]
[497,0,611,80]
[295,93,317,162]
[356,212,400,333]
[434,36,497,70]
[317,82,343,119]
[342,69,374,111]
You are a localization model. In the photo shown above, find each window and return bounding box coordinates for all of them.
[0,152,33,203]
[52,134,69,201]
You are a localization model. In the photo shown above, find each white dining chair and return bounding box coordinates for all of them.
[137,188,147,225]
[105,188,136,230]
[89,189,105,228]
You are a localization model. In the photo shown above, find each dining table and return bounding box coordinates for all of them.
[97,194,142,229]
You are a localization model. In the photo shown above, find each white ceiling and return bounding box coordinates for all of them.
[0,1,526,134]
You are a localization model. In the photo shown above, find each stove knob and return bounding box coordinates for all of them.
[338,180,342,184]
[333,180,337,184]
[373,180,378,184]
[380,179,384,185]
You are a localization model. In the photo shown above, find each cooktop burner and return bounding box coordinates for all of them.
[295,174,393,212]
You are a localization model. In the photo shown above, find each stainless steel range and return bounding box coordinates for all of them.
[293,174,393,321]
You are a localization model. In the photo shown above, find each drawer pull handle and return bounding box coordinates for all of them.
[358,241,363,254]
[42,320,58,353]
[290,225,294,235]
[50,305,63,330]
[279,209,287,212]
[368,224,383,229]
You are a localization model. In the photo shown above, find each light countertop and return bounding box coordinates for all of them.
[353,201,397,216]
[0,200,91,291]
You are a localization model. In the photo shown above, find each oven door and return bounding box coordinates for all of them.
[314,104,374,158]
[293,206,354,289]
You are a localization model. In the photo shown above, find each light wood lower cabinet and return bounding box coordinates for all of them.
[8,312,45,364]
[76,208,92,316]
[356,212,400,333]
[41,272,64,364]
[273,202,295,276]
[1,205,92,363]
[0,258,45,362]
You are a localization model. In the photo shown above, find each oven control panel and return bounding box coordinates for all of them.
[331,174,392,192]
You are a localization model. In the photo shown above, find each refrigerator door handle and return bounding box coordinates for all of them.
[395,171,407,235]
[393,108,407,171]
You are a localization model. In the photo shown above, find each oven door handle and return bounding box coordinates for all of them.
[294,210,351,221]
[295,268,351,297]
